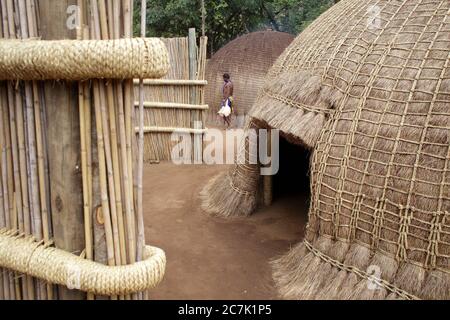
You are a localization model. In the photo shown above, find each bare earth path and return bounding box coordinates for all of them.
[144,162,307,300]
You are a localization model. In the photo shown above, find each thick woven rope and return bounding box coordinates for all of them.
[203,0,450,299]
[0,38,169,80]
[0,230,166,296]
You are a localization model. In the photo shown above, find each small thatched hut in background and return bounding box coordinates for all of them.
[205,31,294,124]
[202,0,450,300]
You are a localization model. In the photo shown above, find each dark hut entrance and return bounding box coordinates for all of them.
[261,134,311,228]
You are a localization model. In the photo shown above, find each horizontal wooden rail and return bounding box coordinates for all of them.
[133,79,208,86]
[133,101,209,110]
[135,126,208,134]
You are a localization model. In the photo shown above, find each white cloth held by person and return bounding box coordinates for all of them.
[218,99,232,117]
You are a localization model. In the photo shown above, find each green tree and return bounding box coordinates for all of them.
[134,0,336,54]
[264,0,336,33]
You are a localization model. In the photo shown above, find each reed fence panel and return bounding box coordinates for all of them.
[134,35,208,162]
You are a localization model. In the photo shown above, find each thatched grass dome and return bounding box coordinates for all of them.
[202,0,450,300]
[205,31,294,122]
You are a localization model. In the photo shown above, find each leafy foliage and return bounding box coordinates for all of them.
[134,0,337,54]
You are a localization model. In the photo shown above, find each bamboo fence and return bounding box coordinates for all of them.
[0,0,163,300]
[133,33,208,162]
[0,0,54,301]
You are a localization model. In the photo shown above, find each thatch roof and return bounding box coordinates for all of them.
[202,0,450,300]
[205,31,294,121]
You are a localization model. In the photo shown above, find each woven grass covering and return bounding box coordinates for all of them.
[205,31,294,121]
[0,38,169,80]
[0,230,166,296]
[203,0,450,299]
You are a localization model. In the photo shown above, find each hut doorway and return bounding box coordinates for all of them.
[263,135,311,219]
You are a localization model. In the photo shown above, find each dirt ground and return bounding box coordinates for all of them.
[144,162,309,300]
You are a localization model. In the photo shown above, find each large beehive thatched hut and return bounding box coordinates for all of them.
[205,31,294,123]
[202,0,450,300]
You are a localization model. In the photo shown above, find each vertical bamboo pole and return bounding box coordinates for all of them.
[122,0,137,268]
[0,0,13,236]
[83,81,94,301]
[0,156,5,233]
[76,2,94,302]
[189,28,202,164]
[111,2,130,300]
[136,0,148,300]
[8,0,31,301]
[116,83,135,265]
[114,1,137,269]
[15,71,35,302]
[77,0,95,301]
[29,3,52,293]
[19,0,43,241]
[6,86,20,301]
[38,84,52,243]
[3,2,19,300]
[22,0,50,300]
[137,0,147,264]
[105,1,127,268]
[5,0,14,41]
[96,0,123,272]
[112,0,120,39]
[79,80,93,278]
[92,80,116,268]
[0,2,8,38]
[0,84,6,300]
[84,82,93,248]
[32,83,53,299]
[88,1,110,300]
[3,94,14,233]
[100,84,123,267]
[88,5,120,300]
[106,0,113,38]
[27,0,48,241]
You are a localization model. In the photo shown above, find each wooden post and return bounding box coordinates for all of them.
[263,129,273,206]
[188,28,198,105]
[189,28,202,164]
[201,0,206,37]
[38,0,85,300]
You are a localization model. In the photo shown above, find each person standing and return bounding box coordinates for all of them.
[217,73,234,127]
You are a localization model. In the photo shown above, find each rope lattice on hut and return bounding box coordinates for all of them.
[0,38,169,80]
[0,230,166,296]
[202,0,450,300]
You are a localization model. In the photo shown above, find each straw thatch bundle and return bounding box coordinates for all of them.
[205,31,294,121]
[202,0,450,300]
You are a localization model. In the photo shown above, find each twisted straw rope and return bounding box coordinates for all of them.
[0,230,166,296]
[0,38,169,80]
